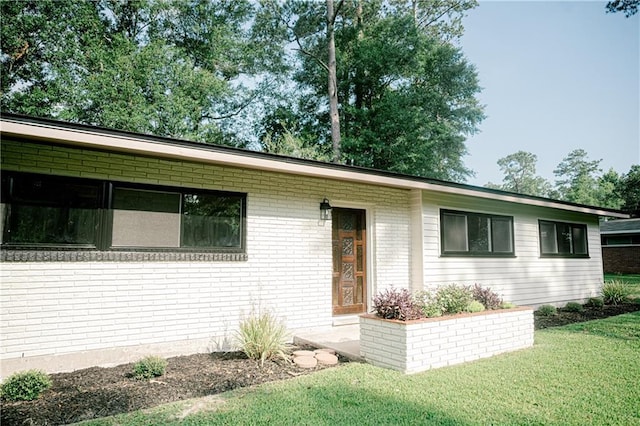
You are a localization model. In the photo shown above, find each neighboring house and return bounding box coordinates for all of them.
[0,114,628,376]
[600,218,640,274]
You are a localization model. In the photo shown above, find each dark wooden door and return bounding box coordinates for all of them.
[332,208,366,315]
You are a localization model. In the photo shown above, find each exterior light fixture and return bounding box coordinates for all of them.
[320,198,332,221]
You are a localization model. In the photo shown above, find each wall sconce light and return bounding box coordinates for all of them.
[320,198,332,221]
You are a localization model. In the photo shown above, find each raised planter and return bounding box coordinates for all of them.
[360,306,534,374]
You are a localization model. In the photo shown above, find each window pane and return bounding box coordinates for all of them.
[540,222,557,254]
[443,213,467,252]
[468,215,490,252]
[557,223,572,253]
[572,226,588,254]
[2,176,100,245]
[492,217,513,253]
[182,194,242,248]
[111,188,181,247]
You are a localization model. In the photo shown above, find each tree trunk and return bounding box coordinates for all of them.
[327,0,341,163]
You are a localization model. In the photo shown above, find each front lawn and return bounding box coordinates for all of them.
[81,312,640,425]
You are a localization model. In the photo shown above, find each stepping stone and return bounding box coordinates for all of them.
[292,350,316,358]
[293,356,317,368]
[314,348,336,355]
[315,352,339,365]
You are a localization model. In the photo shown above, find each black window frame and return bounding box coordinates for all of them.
[1,171,246,254]
[538,220,589,258]
[440,209,515,257]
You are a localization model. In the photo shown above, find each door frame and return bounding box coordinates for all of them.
[330,201,374,316]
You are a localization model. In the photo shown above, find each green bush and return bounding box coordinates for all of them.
[236,310,289,366]
[133,356,167,379]
[564,302,584,313]
[587,297,604,309]
[413,290,443,318]
[602,281,630,305]
[500,301,516,309]
[537,305,557,316]
[465,300,486,313]
[436,284,473,314]
[1,370,52,401]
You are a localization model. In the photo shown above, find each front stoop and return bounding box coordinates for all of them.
[293,324,362,361]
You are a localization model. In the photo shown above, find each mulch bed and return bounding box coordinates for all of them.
[3,302,640,426]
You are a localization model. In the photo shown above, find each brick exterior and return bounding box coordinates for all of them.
[360,308,534,374]
[602,246,640,274]
[1,138,413,377]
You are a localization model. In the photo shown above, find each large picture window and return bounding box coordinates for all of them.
[440,210,514,256]
[1,172,246,253]
[539,220,588,257]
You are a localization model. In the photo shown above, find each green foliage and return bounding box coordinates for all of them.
[465,300,485,313]
[1,370,52,401]
[373,288,423,321]
[132,356,167,380]
[435,284,473,314]
[236,310,289,366]
[413,290,444,318]
[587,297,605,308]
[553,149,603,205]
[564,302,585,313]
[485,151,551,197]
[606,0,639,17]
[602,281,630,305]
[472,284,503,310]
[537,305,557,316]
[500,301,516,309]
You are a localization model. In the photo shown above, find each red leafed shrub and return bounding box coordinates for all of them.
[372,288,423,321]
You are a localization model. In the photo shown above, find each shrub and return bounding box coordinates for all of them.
[472,284,503,310]
[236,310,289,366]
[133,356,167,379]
[602,281,630,305]
[465,300,486,313]
[587,297,604,309]
[537,305,557,316]
[1,370,52,401]
[500,301,516,309]
[435,284,473,314]
[413,290,443,318]
[564,302,584,313]
[373,288,423,321]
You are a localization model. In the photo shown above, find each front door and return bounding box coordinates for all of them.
[332,208,367,315]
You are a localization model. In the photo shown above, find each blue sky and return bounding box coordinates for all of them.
[460,1,639,187]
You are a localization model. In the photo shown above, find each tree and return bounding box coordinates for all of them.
[485,151,551,197]
[1,0,286,146]
[553,149,603,205]
[264,0,483,181]
[606,0,639,17]
[618,165,640,214]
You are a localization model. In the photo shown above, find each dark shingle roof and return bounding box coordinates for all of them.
[600,218,640,234]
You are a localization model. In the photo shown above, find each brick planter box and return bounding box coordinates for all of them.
[359,307,534,374]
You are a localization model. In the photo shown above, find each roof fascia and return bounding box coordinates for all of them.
[0,116,629,219]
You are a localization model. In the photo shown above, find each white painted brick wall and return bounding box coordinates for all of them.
[360,307,534,374]
[1,140,414,376]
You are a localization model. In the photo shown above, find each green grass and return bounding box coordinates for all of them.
[78,312,640,426]
[604,273,640,299]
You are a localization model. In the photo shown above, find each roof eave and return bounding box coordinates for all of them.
[0,115,630,219]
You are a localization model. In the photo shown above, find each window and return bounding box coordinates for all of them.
[440,210,514,256]
[538,220,588,257]
[1,172,245,253]
[1,174,103,247]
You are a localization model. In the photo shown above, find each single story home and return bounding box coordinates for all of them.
[600,218,640,274]
[0,114,628,377]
